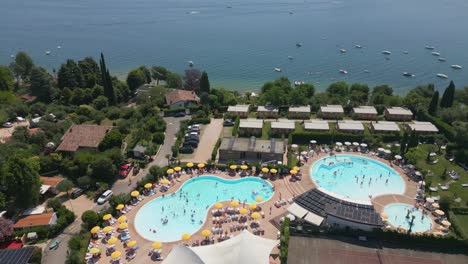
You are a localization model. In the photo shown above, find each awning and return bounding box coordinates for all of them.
[287,203,324,226]
[40,185,51,194]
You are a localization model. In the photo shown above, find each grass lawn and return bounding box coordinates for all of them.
[248,112,257,118]
[261,122,271,139]
[406,144,468,207]
[452,214,468,238]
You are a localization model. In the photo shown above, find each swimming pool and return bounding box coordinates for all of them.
[310,154,405,202]
[134,176,274,242]
[384,203,432,233]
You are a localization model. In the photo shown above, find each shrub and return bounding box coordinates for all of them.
[81,210,99,230]
[211,138,222,161]
[152,132,165,144]
[232,116,240,136]
[189,117,211,125]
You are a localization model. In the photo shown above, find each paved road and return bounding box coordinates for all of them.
[182,118,223,163]
[42,116,188,264]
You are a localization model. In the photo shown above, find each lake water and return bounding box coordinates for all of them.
[2,0,468,92]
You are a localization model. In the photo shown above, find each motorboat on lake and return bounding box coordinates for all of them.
[45,50,51,55]
[438,58,446,62]
[450,65,462,69]
[340,49,347,53]
[436,73,448,79]
[425,45,435,50]
[57,46,61,49]
[403,51,409,54]
[294,81,305,86]
[339,69,348,74]
[403,72,415,77]
[431,52,440,56]
[381,50,391,55]
[296,43,302,47]
[188,61,194,67]
[355,45,362,49]
[288,56,294,60]
[364,70,370,73]
[274,68,282,72]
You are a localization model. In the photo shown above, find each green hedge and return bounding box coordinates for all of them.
[421,113,456,141]
[189,117,211,125]
[232,116,240,136]
[449,211,467,240]
[211,138,222,161]
[452,207,468,214]
[163,108,185,116]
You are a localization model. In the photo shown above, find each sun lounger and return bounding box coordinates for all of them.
[429,186,438,192]
[440,185,449,190]
[462,184,468,187]
[432,159,439,164]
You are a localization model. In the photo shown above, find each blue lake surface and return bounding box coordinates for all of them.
[1,0,468,92]
[134,176,274,242]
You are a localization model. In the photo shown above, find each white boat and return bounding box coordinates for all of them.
[438,58,446,62]
[339,69,348,74]
[340,49,347,53]
[403,72,415,77]
[431,52,440,56]
[274,68,282,72]
[288,56,294,60]
[289,11,294,15]
[57,46,61,49]
[296,43,303,47]
[294,81,305,86]
[227,4,232,8]
[403,51,409,54]
[10,54,14,58]
[355,45,362,49]
[364,70,370,73]
[188,61,194,67]
[436,73,448,79]
[381,50,391,55]
[45,51,51,55]
[425,45,435,50]
[450,65,462,69]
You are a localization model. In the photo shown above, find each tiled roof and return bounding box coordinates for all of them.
[257,106,279,113]
[353,106,377,115]
[337,120,365,131]
[165,89,200,105]
[40,176,64,188]
[227,105,250,113]
[289,106,311,113]
[56,125,113,152]
[239,119,263,129]
[407,121,439,132]
[385,107,413,116]
[371,121,400,132]
[219,137,284,154]
[304,120,329,130]
[320,105,344,113]
[13,213,55,229]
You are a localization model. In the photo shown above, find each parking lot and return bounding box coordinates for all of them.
[0,119,29,143]
[180,118,223,163]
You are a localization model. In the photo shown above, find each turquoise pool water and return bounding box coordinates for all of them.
[384,203,432,232]
[311,154,405,202]
[134,176,274,242]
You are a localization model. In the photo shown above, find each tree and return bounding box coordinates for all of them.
[9,51,34,81]
[440,81,455,108]
[400,131,408,155]
[1,156,41,209]
[99,130,123,151]
[428,90,439,115]
[166,72,183,88]
[99,53,116,105]
[372,85,393,96]
[30,66,53,102]
[92,95,109,110]
[326,82,349,98]
[78,57,100,88]
[184,69,201,92]
[408,129,418,148]
[57,59,84,89]
[151,66,168,85]
[56,179,74,195]
[139,66,152,84]
[0,66,14,91]
[81,210,99,230]
[199,71,210,94]
[126,68,146,91]
[90,157,116,183]
[0,217,13,242]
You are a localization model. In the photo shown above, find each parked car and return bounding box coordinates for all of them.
[174,112,186,117]
[184,135,199,142]
[223,119,234,126]
[2,122,13,128]
[97,190,113,204]
[119,163,133,178]
[183,140,198,148]
[180,146,194,154]
[70,188,84,199]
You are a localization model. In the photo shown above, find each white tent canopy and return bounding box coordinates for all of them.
[163,231,278,264]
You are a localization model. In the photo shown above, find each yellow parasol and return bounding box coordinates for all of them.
[90,226,100,234]
[107,237,118,245]
[131,191,139,197]
[181,233,191,241]
[441,220,451,227]
[248,204,257,210]
[174,166,182,172]
[230,200,239,207]
[214,202,223,209]
[152,241,163,249]
[117,215,127,223]
[293,166,300,171]
[381,212,389,219]
[434,210,445,216]
[201,229,211,237]
[118,223,128,229]
[102,214,112,221]
[144,183,153,189]
[111,251,122,259]
[198,163,205,168]
[116,204,124,210]
[239,208,249,215]
[240,165,248,170]
[89,248,100,254]
[437,226,448,231]
[103,226,113,233]
[187,162,194,168]
[166,169,174,174]
[255,196,263,202]
[230,165,237,170]
[251,212,261,219]
[261,168,269,173]
[161,179,170,185]
[126,240,137,248]
[270,168,278,174]
[431,203,440,209]
[290,170,297,175]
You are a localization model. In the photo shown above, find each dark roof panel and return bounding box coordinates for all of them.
[0,247,35,264]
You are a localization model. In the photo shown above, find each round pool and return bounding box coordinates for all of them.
[134,176,274,242]
[310,154,405,202]
[384,203,432,232]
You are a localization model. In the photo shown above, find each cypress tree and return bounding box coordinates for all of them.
[440,81,455,108]
[199,71,210,94]
[400,131,408,155]
[99,53,116,105]
[408,129,418,148]
[428,90,439,115]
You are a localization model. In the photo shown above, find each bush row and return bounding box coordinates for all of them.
[232,116,240,136]
[421,112,456,141]
[211,138,222,161]
[448,211,468,240]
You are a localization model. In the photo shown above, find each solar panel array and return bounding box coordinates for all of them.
[0,247,35,264]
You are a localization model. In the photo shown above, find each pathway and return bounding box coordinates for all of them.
[181,118,223,163]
